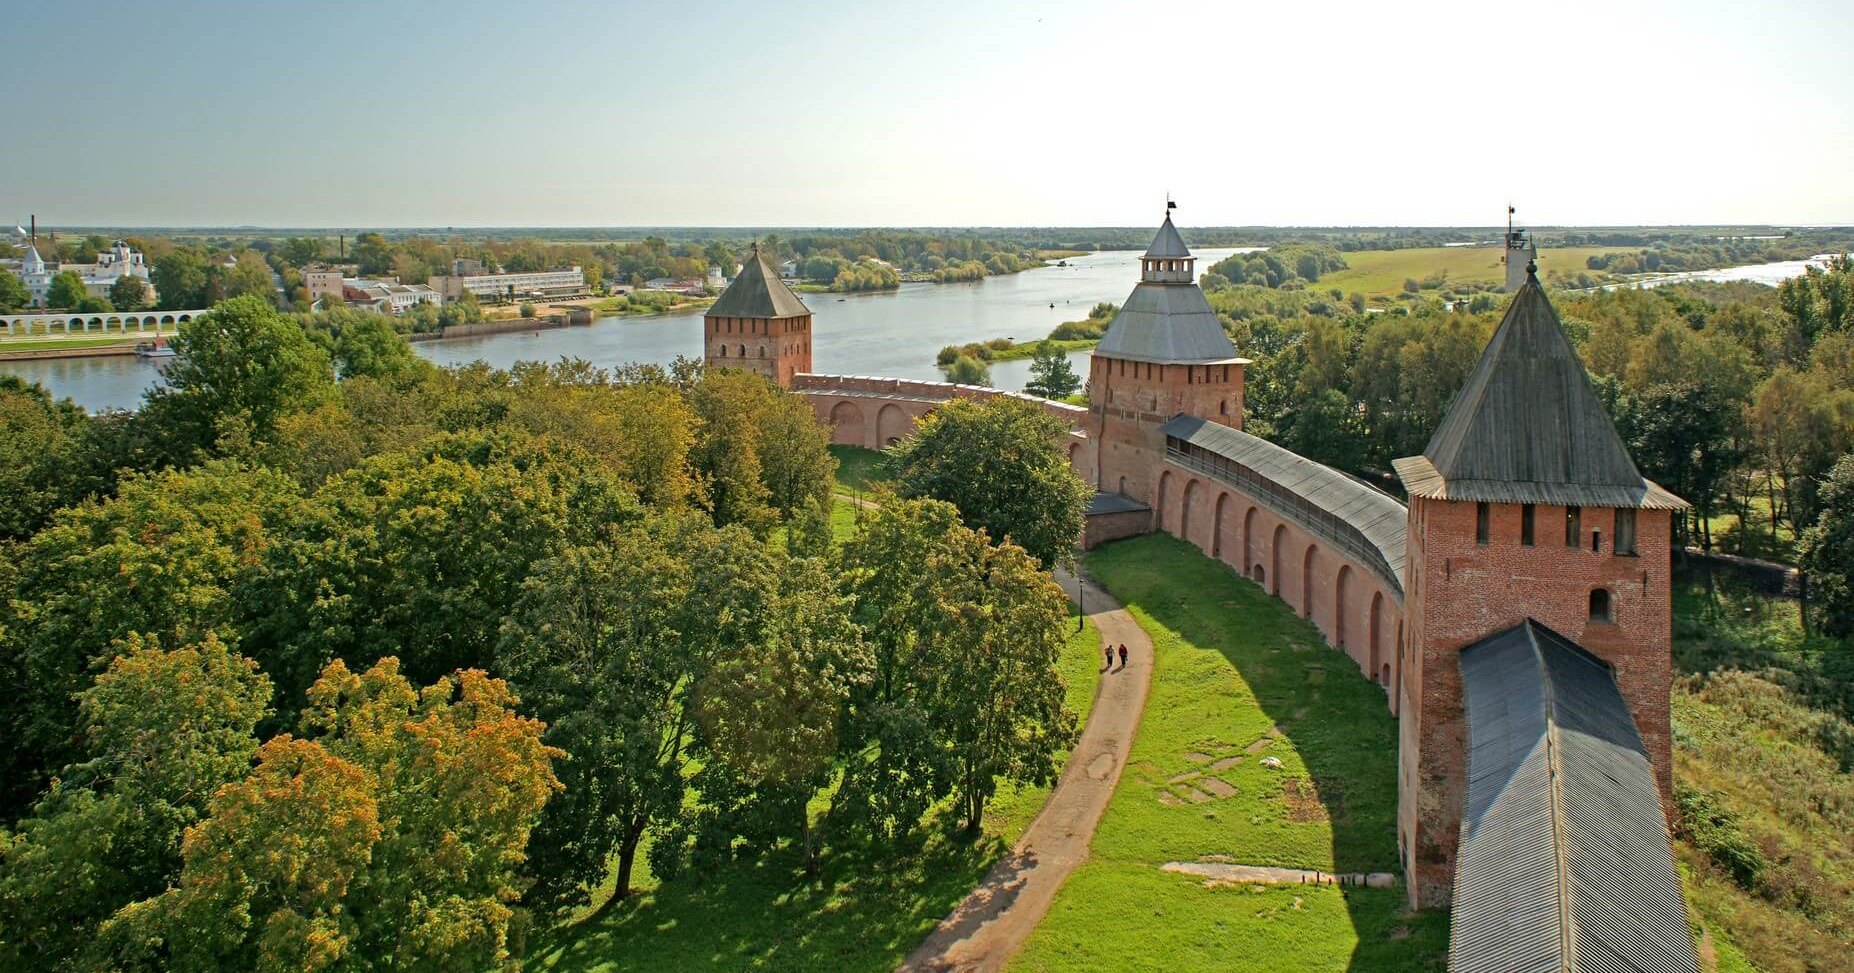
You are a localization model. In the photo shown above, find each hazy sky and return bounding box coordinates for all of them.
[5,0,1851,228]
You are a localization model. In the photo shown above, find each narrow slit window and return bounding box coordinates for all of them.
[1565,505,1581,547]
[1475,502,1490,545]
[1521,504,1535,546]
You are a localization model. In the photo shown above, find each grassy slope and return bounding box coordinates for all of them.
[1312,246,1634,299]
[1669,580,1854,973]
[533,607,1103,973]
[1010,535,1448,973]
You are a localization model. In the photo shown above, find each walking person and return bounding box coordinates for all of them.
[1105,642,1115,671]
[1118,643,1129,669]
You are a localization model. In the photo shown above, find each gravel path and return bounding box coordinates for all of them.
[897,569,1153,973]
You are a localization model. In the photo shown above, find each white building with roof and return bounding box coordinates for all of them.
[5,237,154,306]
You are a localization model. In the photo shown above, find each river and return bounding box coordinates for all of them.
[3,248,1833,412]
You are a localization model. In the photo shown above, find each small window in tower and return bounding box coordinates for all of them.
[1475,502,1490,545]
[1589,588,1613,622]
[1565,505,1581,547]
[1220,400,1228,416]
[1614,509,1637,555]
[1521,504,1535,546]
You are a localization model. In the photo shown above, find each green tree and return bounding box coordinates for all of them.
[46,270,88,309]
[239,433,638,706]
[280,236,327,266]
[834,497,1075,836]
[945,353,991,386]
[220,254,275,300]
[151,250,210,310]
[1282,387,1369,473]
[0,463,303,813]
[1025,343,1082,399]
[0,634,271,971]
[1617,381,1745,549]
[100,658,560,973]
[885,395,1088,568]
[1801,453,1854,637]
[499,516,765,909]
[0,376,91,541]
[151,295,335,454]
[0,267,29,312]
[109,274,150,311]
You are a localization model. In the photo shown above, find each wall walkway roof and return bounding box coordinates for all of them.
[1162,415,1406,595]
[1453,620,1699,973]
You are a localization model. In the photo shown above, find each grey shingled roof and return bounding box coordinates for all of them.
[1162,415,1406,593]
[1396,271,1684,510]
[1094,281,1242,364]
[1144,214,1191,258]
[1454,620,1698,973]
[706,248,810,319]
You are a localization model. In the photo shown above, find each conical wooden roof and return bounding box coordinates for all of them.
[706,247,810,319]
[1393,269,1684,509]
[1144,214,1191,258]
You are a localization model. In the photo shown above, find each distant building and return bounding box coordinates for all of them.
[427,266,583,302]
[8,237,153,307]
[343,278,441,314]
[644,276,707,295]
[302,264,347,305]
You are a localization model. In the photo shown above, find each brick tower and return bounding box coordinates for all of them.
[704,244,813,388]
[1089,210,1248,501]
[1391,265,1687,908]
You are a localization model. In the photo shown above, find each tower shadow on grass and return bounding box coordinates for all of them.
[1085,534,1450,972]
[532,827,1006,973]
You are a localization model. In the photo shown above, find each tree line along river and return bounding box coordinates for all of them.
[0,247,1828,414]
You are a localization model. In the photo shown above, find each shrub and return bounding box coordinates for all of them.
[519,302,537,319]
[1676,783,1766,889]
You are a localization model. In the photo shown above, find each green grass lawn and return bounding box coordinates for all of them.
[1312,246,1635,300]
[829,445,888,494]
[531,615,1104,973]
[1009,535,1448,973]
[0,331,171,352]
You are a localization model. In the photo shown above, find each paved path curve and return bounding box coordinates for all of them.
[897,570,1153,973]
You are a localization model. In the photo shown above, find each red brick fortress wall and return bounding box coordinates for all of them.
[705,313,813,387]
[1398,496,1675,908]
[792,374,1094,483]
[1089,355,1243,503]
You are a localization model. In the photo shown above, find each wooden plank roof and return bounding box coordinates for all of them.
[1397,270,1685,510]
[1453,619,1699,973]
[706,247,810,319]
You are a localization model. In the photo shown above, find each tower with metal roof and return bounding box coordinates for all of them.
[1391,265,1687,909]
[703,243,814,388]
[1088,209,1249,502]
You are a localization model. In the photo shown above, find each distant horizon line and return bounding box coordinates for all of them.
[13,221,1854,234]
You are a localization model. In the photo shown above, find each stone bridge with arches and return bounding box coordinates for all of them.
[2,309,211,337]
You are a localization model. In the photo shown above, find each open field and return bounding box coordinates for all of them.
[532,615,1104,973]
[1010,535,1448,973]
[1311,246,1636,299]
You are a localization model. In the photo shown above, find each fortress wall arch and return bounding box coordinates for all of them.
[1156,458,1404,715]
[1242,506,1256,577]
[827,400,866,446]
[1212,491,1230,560]
[876,403,910,447]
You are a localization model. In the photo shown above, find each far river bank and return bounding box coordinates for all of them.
[1,248,1825,413]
